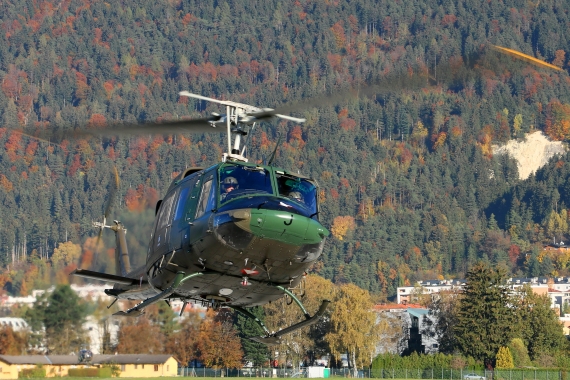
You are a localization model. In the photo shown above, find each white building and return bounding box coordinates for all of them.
[396,279,465,304]
[0,317,29,332]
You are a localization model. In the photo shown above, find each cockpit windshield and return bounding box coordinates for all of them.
[219,163,273,203]
[276,172,317,215]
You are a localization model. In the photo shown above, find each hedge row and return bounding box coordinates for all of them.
[67,367,112,377]
[19,368,46,378]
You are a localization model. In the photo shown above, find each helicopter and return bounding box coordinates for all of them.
[71,92,330,345]
[55,44,562,345]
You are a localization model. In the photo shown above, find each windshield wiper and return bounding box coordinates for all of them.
[244,166,265,172]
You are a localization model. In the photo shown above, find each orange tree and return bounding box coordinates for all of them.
[197,310,243,369]
[116,316,163,354]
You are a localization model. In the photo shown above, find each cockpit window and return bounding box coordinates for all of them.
[276,173,317,215]
[219,164,273,203]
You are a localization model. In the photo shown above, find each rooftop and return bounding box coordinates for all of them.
[0,354,177,365]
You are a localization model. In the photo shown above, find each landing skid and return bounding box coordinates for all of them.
[230,285,331,346]
[248,300,330,345]
[112,271,205,317]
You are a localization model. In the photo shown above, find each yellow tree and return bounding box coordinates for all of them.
[331,216,356,240]
[325,284,378,376]
[496,346,514,369]
[544,209,568,238]
[264,275,336,367]
[51,241,81,270]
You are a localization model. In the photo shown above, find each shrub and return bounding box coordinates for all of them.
[67,367,112,377]
[19,367,46,378]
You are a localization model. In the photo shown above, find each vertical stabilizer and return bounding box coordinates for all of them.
[111,221,131,276]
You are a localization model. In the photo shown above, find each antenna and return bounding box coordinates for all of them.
[267,133,283,166]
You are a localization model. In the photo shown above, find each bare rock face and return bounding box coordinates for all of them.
[492,131,567,180]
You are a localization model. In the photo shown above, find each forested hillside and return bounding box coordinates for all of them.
[2,0,570,297]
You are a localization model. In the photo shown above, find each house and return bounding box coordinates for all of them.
[96,354,178,377]
[0,354,178,379]
[396,279,465,304]
[0,318,29,332]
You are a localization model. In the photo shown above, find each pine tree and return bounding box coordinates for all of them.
[235,307,269,366]
[38,285,88,354]
[454,262,516,368]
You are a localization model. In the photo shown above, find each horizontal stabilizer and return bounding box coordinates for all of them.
[71,269,138,285]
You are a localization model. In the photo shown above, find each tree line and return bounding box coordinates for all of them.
[0,275,381,374]
[4,0,570,297]
[2,265,568,372]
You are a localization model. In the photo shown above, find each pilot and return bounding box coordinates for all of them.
[221,176,238,200]
[288,191,303,203]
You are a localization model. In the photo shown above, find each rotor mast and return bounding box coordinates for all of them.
[180,91,305,163]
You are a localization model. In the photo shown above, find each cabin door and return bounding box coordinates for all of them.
[169,176,199,252]
[153,189,178,256]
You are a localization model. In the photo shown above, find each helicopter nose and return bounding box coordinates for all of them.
[229,209,329,245]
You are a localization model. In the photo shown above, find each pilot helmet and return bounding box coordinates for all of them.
[288,191,303,201]
[223,176,239,189]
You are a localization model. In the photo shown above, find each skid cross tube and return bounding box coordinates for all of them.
[243,284,331,345]
[114,271,208,317]
[249,299,331,345]
[276,285,310,318]
[228,305,271,336]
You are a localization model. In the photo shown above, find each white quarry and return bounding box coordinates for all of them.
[492,131,567,180]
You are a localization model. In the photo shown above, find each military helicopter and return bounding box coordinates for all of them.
[58,44,561,344]
[71,92,330,344]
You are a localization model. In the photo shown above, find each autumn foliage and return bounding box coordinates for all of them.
[125,184,160,212]
[0,326,27,355]
[197,311,243,369]
[117,316,163,354]
[545,101,570,141]
[331,216,356,240]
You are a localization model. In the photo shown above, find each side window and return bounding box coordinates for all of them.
[195,179,213,219]
[157,191,177,230]
[173,187,191,222]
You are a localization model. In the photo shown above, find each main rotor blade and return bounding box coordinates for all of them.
[8,46,561,144]
[252,44,565,118]
[491,45,563,71]
[251,73,428,119]
[14,117,224,143]
[72,117,223,138]
[179,91,231,105]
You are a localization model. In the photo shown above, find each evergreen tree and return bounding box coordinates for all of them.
[508,338,530,367]
[495,347,514,369]
[454,263,516,367]
[42,285,88,354]
[515,286,567,360]
[234,307,269,366]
